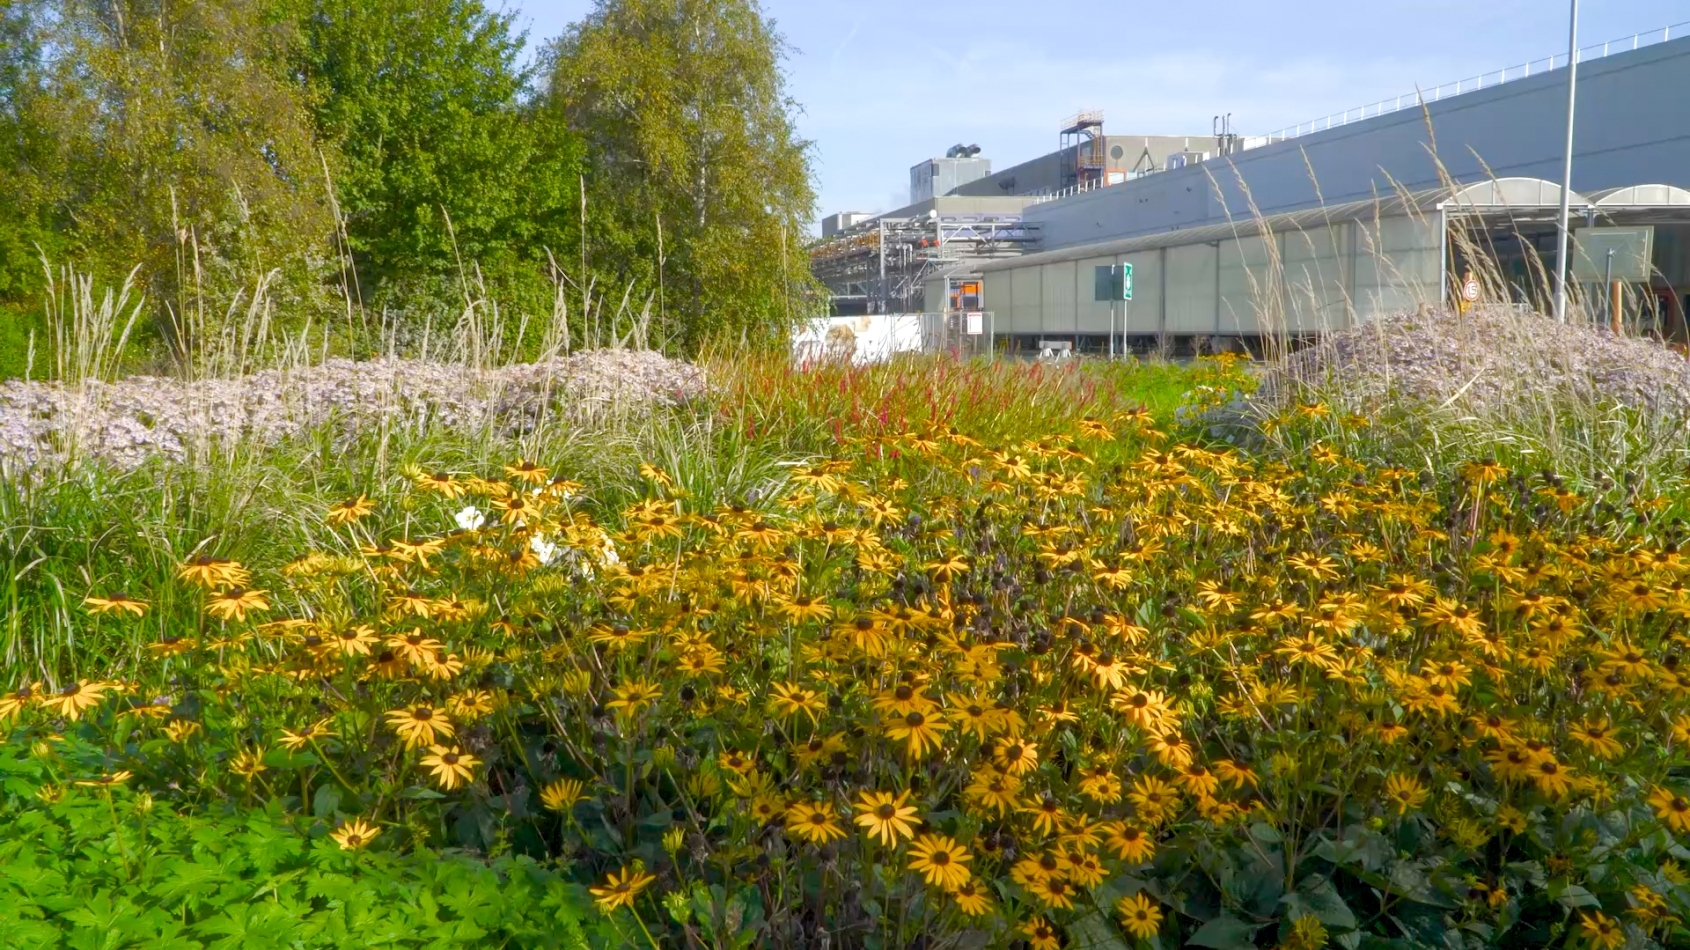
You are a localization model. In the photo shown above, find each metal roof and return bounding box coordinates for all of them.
[975,178,1582,273]
[1585,183,1690,206]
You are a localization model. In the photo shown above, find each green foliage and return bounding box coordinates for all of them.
[294,0,585,342]
[0,746,596,948]
[546,0,818,350]
[1,0,338,360]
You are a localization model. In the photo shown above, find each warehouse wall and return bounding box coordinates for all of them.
[982,214,1444,338]
[1028,36,1690,250]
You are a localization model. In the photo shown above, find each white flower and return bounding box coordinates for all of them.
[454,505,486,531]
[529,533,561,566]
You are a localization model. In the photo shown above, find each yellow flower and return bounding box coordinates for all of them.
[331,817,381,850]
[1383,773,1428,815]
[883,709,948,757]
[541,778,587,813]
[1103,822,1156,863]
[1116,892,1163,939]
[204,587,270,622]
[40,680,110,721]
[1649,786,1690,835]
[992,737,1039,776]
[83,593,150,617]
[505,459,550,485]
[278,720,336,752]
[950,880,992,916]
[1020,917,1062,950]
[385,706,455,749]
[853,789,919,847]
[768,682,826,724]
[419,744,480,790]
[230,747,268,780]
[324,495,375,526]
[784,801,847,844]
[0,683,40,722]
[590,865,656,913]
[176,556,248,589]
[907,833,971,891]
[415,471,466,498]
[74,770,133,788]
[1577,911,1625,950]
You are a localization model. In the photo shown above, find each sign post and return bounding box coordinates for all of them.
[1096,264,1134,358]
[1458,272,1479,313]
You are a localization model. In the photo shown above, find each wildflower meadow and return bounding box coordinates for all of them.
[3,351,1689,949]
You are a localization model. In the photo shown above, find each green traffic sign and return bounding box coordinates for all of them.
[1094,263,1135,301]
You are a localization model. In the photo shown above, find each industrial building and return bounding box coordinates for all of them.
[813,22,1690,353]
[809,112,1217,316]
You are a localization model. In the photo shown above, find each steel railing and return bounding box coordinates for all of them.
[1259,20,1689,146]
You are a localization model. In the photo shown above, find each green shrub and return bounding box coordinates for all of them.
[0,746,598,949]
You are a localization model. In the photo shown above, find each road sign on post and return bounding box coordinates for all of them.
[1094,264,1134,301]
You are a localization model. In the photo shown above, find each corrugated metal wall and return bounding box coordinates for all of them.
[983,215,1440,337]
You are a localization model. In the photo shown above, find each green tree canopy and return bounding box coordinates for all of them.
[293,0,584,314]
[2,0,337,358]
[544,0,817,350]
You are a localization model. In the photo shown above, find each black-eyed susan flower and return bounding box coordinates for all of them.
[589,865,655,913]
[1383,773,1427,815]
[950,880,992,916]
[419,744,479,790]
[330,625,377,657]
[74,770,133,788]
[607,679,662,718]
[279,719,336,752]
[41,680,110,721]
[177,556,248,589]
[541,778,586,813]
[1116,892,1163,939]
[416,471,466,498]
[324,495,375,526]
[907,833,970,891]
[992,737,1038,776]
[205,587,270,621]
[884,709,948,757]
[768,682,825,724]
[331,817,381,850]
[0,683,39,723]
[1576,911,1626,950]
[784,801,846,844]
[1648,786,1690,835]
[853,789,918,847]
[83,593,150,617]
[385,705,454,749]
[1019,917,1061,950]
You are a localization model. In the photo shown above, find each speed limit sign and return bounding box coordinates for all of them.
[1461,275,1480,302]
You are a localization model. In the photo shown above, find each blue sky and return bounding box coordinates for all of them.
[510,1,1689,229]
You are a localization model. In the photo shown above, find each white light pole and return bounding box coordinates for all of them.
[1553,0,1579,323]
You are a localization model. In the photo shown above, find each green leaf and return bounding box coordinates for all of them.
[1186,915,1263,949]
[312,784,342,818]
[1284,876,1357,932]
